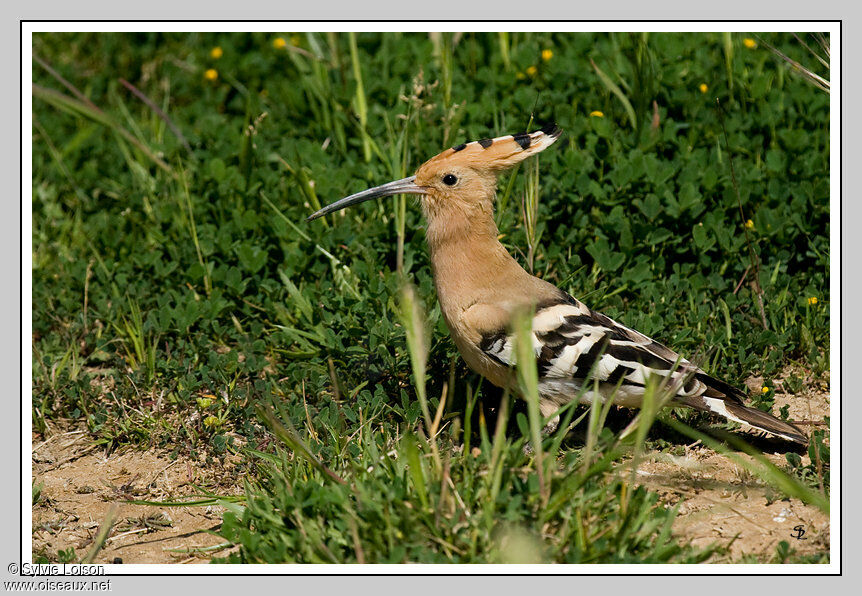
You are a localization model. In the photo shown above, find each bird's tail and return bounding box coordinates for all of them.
[679,373,808,445]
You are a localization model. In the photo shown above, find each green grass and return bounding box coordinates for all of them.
[32,31,830,564]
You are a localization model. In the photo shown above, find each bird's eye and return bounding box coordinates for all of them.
[442,174,458,186]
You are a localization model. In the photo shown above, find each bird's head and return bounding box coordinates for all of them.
[306,124,562,224]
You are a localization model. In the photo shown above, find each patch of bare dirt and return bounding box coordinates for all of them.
[745,366,830,428]
[32,428,245,564]
[637,363,830,562]
[636,447,829,561]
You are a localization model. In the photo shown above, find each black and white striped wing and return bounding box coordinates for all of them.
[479,297,704,398]
[477,295,808,444]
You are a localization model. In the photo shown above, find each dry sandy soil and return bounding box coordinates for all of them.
[635,365,830,562]
[32,365,830,564]
[32,430,244,564]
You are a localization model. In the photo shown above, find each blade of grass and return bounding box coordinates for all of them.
[486,390,511,506]
[590,58,637,129]
[402,433,429,509]
[178,163,211,296]
[124,496,245,507]
[119,78,194,157]
[33,83,174,176]
[32,116,89,206]
[498,32,511,71]
[80,505,118,563]
[462,380,479,459]
[272,153,326,227]
[496,163,521,220]
[33,54,100,112]
[521,156,541,273]
[791,33,830,70]
[546,400,590,456]
[255,404,347,486]
[757,35,830,93]
[347,32,371,162]
[723,32,734,95]
[398,284,441,471]
[718,297,733,342]
[513,308,547,505]
[620,375,678,512]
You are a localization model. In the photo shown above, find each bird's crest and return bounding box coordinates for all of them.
[422,123,562,172]
[306,123,562,222]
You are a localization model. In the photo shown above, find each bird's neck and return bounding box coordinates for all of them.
[424,199,530,314]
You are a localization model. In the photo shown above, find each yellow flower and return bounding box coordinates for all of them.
[204,68,218,81]
[210,46,223,59]
[590,110,604,118]
[743,38,757,49]
[290,34,301,47]
[808,296,818,305]
[762,386,770,394]
[516,71,526,80]
[203,415,219,428]
[699,83,708,94]
[744,219,754,229]
[273,37,287,49]
[526,65,538,77]
[541,49,553,61]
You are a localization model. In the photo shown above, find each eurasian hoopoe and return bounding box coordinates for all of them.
[308,124,807,446]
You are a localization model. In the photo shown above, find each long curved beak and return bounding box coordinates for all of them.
[306,176,427,221]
